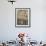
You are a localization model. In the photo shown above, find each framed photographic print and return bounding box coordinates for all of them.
[15,8,31,27]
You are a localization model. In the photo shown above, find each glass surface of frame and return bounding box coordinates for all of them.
[15,8,31,27]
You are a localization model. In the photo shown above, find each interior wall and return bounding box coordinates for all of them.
[0,0,46,42]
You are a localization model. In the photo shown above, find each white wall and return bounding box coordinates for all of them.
[0,0,46,42]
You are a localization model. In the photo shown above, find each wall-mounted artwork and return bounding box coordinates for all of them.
[15,8,31,27]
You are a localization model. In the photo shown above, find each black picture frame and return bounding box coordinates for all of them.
[15,8,31,28]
